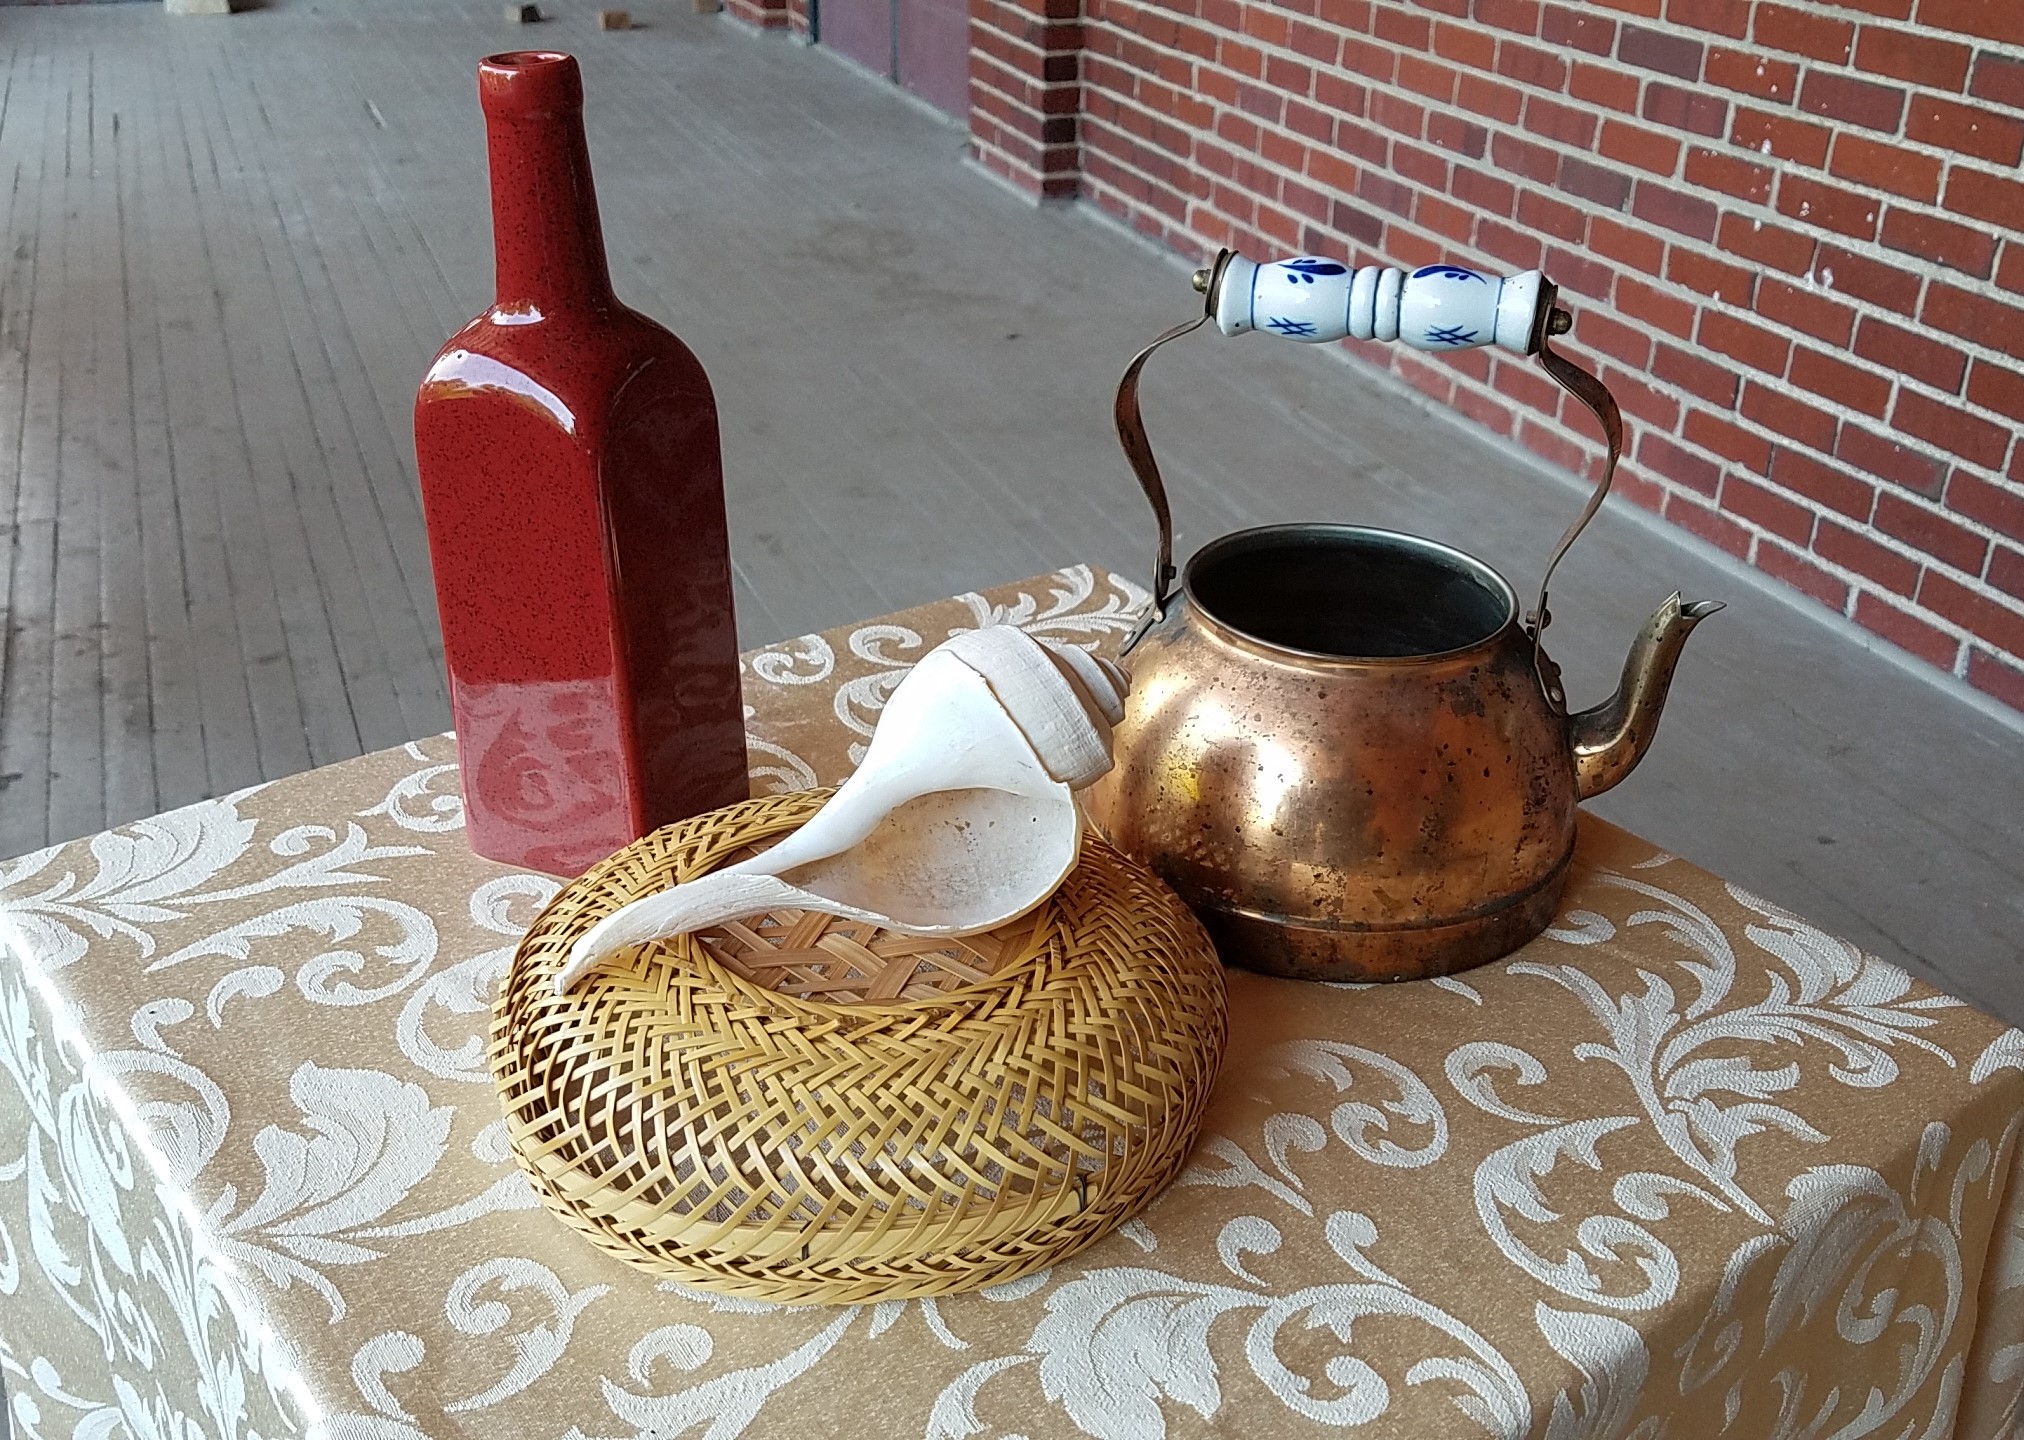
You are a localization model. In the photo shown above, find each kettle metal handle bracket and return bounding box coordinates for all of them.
[1113,248,1625,705]
[1528,300,1624,712]
[1113,315,1206,653]
[1114,251,1236,653]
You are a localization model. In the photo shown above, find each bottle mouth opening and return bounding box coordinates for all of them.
[479,50,584,116]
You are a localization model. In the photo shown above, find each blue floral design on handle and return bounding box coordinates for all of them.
[1282,258,1348,284]
[1266,316,1319,336]
[1412,264,1490,284]
[1426,324,1479,346]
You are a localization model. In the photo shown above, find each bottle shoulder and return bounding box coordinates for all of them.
[432,298,701,356]
[417,303,712,425]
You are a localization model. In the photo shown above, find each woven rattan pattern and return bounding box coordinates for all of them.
[491,789,1229,1303]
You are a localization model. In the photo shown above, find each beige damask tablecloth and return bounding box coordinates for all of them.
[3,564,2022,1440]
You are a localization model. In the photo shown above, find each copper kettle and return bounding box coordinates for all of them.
[1081,250,1721,982]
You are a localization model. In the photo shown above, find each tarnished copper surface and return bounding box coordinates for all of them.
[1084,525,1717,982]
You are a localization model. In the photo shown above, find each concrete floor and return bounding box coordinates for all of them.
[0,0,2019,1029]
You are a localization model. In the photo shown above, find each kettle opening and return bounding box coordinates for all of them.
[1185,525,1516,662]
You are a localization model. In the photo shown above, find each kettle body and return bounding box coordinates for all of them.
[1090,249,1722,981]
[1083,525,1579,981]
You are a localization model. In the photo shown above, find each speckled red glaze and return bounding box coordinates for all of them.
[413,51,746,875]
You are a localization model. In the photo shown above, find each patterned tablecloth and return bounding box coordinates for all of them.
[3,565,2021,1440]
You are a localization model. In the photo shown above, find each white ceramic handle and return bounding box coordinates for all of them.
[1210,251,1544,354]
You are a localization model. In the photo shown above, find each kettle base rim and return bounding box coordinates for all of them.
[1189,851,1572,984]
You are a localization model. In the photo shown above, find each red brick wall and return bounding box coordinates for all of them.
[961,0,2024,711]
[971,0,1086,195]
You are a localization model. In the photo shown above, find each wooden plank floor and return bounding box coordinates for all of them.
[0,0,2020,1029]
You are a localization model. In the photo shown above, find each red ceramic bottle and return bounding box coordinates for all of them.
[414,50,747,875]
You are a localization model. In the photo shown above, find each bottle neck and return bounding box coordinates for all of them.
[480,55,615,313]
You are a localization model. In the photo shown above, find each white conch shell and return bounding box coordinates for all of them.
[554,626,1129,993]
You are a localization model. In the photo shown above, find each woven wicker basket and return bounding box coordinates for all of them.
[490,788,1228,1304]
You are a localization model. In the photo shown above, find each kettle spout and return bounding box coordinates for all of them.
[1571,594,1723,800]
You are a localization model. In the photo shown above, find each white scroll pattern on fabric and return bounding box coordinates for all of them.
[954,565,1151,645]
[0,566,2017,1440]
[214,1064,453,1323]
[743,727,821,797]
[1504,872,1964,1227]
[356,745,465,834]
[396,875,559,1084]
[0,957,306,1437]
